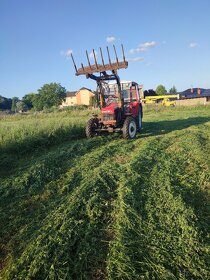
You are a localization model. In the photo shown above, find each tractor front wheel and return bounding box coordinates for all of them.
[122,116,137,139]
[85,118,99,138]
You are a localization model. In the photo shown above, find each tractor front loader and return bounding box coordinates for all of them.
[71,45,143,139]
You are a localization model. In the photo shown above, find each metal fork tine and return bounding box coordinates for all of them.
[86,50,92,69]
[113,44,119,66]
[121,44,126,63]
[106,46,112,66]
[93,49,98,69]
[71,53,78,73]
[100,47,105,67]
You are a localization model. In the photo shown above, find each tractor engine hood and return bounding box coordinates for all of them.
[101,103,119,114]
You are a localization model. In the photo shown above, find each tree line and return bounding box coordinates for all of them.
[0,83,177,112]
[144,85,177,97]
[0,83,66,112]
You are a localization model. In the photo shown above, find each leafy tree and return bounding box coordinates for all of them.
[89,93,98,107]
[156,85,167,96]
[22,92,37,109]
[31,94,43,111]
[0,96,12,110]
[169,86,177,94]
[0,95,4,104]
[0,96,5,110]
[16,101,27,112]
[11,97,19,112]
[37,83,66,110]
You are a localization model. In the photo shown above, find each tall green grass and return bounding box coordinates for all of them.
[0,109,95,154]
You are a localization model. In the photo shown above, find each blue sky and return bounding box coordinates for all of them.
[1,0,210,98]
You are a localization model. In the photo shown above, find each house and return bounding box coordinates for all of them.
[61,87,94,107]
[76,87,95,105]
[176,88,210,106]
[61,91,77,107]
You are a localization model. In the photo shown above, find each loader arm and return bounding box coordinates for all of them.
[71,44,128,110]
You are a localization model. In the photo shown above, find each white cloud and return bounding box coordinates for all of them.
[142,41,156,48]
[60,49,73,59]
[189,42,198,48]
[129,47,146,54]
[66,49,73,57]
[89,50,98,60]
[129,41,157,53]
[106,36,116,43]
[127,57,144,63]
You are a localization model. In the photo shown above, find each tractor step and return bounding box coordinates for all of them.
[95,127,122,133]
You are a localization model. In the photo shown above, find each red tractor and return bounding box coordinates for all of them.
[71,45,143,139]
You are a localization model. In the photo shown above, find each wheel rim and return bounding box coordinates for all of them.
[92,122,98,134]
[129,121,136,138]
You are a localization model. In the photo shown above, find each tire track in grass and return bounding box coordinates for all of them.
[2,138,137,279]
[0,137,111,237]
[166,129,210,250]
[0,136,115,275]
[107,132,210,279]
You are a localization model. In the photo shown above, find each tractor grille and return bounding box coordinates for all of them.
[102,114,114,121]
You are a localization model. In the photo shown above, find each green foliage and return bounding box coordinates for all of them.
[22,92,37,109]
[31,93,43,111]
[0,96,12,110]
[89,93,98,107]
[11,97,19,112]
[36,83,66,110]
[156,84,167,95]
[0,106,210,279]
[16,101,27,112]
[169,85,177,94]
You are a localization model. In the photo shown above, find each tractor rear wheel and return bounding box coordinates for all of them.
[85,118,99,138]
[122,116,137,139]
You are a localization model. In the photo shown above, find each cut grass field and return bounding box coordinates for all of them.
[0,105,210,279]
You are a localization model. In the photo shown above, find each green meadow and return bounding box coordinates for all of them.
[0,105,209,279]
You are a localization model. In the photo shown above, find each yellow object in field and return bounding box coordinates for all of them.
[162,99,176,106]
[143,94,178,106]
[142,98,156,104]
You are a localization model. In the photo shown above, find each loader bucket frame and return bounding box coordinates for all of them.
[71,45,128,109]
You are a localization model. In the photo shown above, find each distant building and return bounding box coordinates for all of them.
[61,87,94,107]
[176,88,210,106]
[62,91,77,107]
[76,87,95,105]
[178,88,210,99]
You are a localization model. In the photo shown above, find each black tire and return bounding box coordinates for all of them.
[85,118,99,138]
[122,116,137,139]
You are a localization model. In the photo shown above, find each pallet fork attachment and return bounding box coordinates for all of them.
[71,44,128,76]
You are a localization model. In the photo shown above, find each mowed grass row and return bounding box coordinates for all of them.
[1,138,138,279]
[0,105,210,279]
[108,127,210,279]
